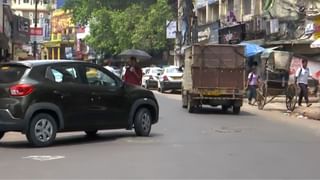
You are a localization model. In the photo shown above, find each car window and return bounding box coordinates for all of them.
[151,69,162,74]
[166,68,181,74]
[0,65,27,83]
[145,69,150,74]
[45,66,80,84]
[85,67,117,87]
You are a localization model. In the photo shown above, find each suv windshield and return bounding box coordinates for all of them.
[0,65,27,83]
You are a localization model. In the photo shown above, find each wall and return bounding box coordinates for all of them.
[12,0,51,11]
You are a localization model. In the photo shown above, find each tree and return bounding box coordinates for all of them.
[63,0,156,25]
[66,0,174,55]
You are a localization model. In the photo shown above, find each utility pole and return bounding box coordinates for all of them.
[33,0,39,59]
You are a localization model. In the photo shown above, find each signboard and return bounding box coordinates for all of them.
[219,24,246,44]
[198,22,219,43]
[313,16,320,39]
[30,27,43,36]
[0,0,3,33]
[166,20,176,39]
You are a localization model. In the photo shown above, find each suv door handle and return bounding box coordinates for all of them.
[53,90,71,97]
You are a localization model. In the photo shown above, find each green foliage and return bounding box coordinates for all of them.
[64,0,173,55]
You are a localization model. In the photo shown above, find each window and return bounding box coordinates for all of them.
[228,0,234,11]
[166,68,181,74]
[151,69,162,74]
[0,66,27,83]
[242,0,252,15]
[23,0,29,3]
[45,66,79,83]
[85,67,116,87]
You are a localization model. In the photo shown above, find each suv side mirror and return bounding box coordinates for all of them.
[157,73,161,76]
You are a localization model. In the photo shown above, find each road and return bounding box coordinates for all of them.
[1,92,320,179]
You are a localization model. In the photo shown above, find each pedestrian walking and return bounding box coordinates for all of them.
[295,59,312,107]
[246,64,259,105]
[123,56,142,86]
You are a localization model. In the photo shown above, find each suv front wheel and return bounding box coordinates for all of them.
[134,108,152,136]
[26,113,57,147]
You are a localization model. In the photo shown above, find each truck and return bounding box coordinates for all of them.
[181,44,245,114]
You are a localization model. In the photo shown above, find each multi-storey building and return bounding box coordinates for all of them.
[42,9,76,60]
[11,0,56,58]
[0,0,30,61]
[176,0,320,84]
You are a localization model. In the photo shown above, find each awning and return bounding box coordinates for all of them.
[311,38,320,48]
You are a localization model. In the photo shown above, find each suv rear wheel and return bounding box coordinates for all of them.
[26,113,57,147]
[134,108,152,136]
[0,132,5,140]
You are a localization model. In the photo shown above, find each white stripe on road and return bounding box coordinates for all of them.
[23,155,65,161]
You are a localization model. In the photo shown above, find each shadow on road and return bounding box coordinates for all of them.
[157,90,181,95]
[189,106,255,116]
[0,131,163,149]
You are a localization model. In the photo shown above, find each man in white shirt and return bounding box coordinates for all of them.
[295,59,312,107]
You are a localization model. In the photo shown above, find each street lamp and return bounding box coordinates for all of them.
[33,0,39,59]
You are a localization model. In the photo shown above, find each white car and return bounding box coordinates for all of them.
[104,66,121,77]
[142,67,162,89]
[158,66,183,93]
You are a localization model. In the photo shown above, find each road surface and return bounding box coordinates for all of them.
[1,92,320,179]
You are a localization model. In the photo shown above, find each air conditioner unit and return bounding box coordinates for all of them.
[266,19,279,35]
[245,20,254,33]
[243,14,253,22]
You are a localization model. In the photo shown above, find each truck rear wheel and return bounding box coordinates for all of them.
[233,106,241,114]
[187,98,196,113]
[222,106,229,112]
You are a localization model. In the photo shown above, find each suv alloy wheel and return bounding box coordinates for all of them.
[26,113,57,147]
[134,108,152,136]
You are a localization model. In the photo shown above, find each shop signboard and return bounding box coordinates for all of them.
[166,20,176,39]
[219,24,246,44]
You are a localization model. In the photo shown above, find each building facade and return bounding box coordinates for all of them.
[175,0,320,81]
[42,9,75,60]
[11,0,56,58]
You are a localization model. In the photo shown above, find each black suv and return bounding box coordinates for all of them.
[0,60,159,147]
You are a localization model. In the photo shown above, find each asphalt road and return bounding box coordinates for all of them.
[1,91,320,179]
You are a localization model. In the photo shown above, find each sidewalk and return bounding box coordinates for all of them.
[254,97,320,120]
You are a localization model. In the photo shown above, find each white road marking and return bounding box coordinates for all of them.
[23,155,65,161]
[125,138,155,144]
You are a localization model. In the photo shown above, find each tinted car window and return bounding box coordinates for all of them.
[0,65,27,83]
[85,67,117,87]
[45,66,80,83]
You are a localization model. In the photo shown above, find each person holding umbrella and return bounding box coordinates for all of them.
[124,56,142,86]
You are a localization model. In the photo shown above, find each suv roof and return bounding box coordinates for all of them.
[1,60,86,68]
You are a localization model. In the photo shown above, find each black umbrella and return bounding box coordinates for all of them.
[119,49,152,60]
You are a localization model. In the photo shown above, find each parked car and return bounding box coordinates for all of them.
[0,60,159,147]
[142,67,162,89]
[158,66,183,93]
